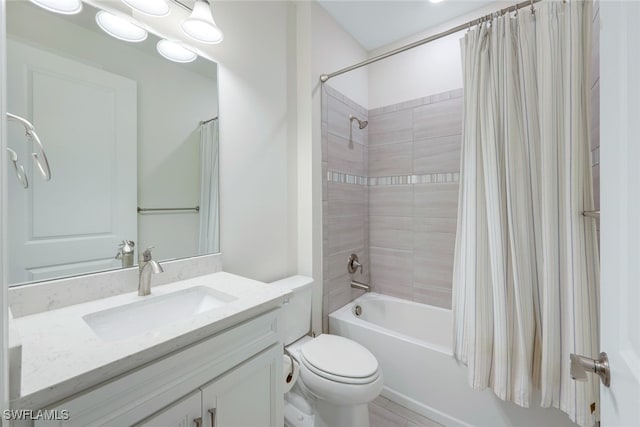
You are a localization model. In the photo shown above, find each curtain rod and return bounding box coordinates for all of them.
[200,116,218,125]
[138,206,200,213]
[320,0,542,83]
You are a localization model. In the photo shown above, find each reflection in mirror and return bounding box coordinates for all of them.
[6,1,219,286]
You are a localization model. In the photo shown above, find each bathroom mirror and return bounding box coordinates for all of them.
[6,1,219,286]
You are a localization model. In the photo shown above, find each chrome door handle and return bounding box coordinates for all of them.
[208,408,216,427]
[194,417,202,427]
[570,352,610,387]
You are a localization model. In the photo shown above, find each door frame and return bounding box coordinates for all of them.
[1,0,9,422]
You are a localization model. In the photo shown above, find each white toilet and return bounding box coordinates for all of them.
[272,276,383,427]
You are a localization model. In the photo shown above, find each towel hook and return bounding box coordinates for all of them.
[6,148,28,189]
[6,112,52,181]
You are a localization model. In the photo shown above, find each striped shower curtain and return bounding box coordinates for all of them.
[452,2,599,426]
[198,118,220,255]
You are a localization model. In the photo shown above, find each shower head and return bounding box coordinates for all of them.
[350,115,368,130]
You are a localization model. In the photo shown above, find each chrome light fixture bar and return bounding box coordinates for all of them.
[29,0,82,15]
[181,0,223,44]
[122,0,170,17]
[96,10,148,43]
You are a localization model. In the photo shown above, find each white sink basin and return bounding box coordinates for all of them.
[83,286,237,342]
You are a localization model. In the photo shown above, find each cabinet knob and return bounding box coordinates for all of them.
[194,417,203,427]
[208,408,217,427]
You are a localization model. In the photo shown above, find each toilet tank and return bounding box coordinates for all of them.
[270,276,313,345]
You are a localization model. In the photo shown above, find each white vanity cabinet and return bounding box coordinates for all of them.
[200,345,280,427]
[136,391,201,427]
[27,309,283,427]
[137,345,281,427]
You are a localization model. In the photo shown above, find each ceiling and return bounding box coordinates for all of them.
[317,0,494,51]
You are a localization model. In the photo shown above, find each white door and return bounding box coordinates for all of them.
[6,39,137,284]
[599,1,640,426]
[201,345,282,427]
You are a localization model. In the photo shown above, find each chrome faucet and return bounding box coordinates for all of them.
[347,254,370,292]
[138,247,164,296]
[351,280,371,292]
[115,240,135,268]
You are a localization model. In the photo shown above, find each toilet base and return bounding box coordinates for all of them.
[285,384,371,427]
[284,400,315,427]
[315,401,370,427]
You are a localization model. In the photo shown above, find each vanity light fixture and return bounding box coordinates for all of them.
[96,10,148,43]
[156,39,198,63]
[181,0,224,44]
[121,0,170,17]
[29,0,82,15]
[429,0,447,3]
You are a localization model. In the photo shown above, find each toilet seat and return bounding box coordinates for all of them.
[297,357,383,406]
[300,355,380,385]
[299,335,379,382]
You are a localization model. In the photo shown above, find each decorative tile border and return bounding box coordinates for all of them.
[326,171,368,185]
[369,172,460,186]
[326,170,459,186]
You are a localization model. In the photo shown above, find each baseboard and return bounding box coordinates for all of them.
[381,387,473,427]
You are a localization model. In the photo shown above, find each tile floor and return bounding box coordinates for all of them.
[369,396,443,427]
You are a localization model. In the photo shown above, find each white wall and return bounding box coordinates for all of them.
[208,1,297,282]
[5,0,299,285]
[312,2,369,109]
[368,1,509,109]
[306,2,370,333]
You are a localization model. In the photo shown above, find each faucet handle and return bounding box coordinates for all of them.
[347,254,364,275]
[141,246,155,261]
[119,239,134,247]
[118,240,135,251]
[116,240,135,259]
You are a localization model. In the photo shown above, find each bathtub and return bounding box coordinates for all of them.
[329,293,577,427]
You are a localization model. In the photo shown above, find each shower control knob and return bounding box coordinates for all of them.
[347,253,363,274]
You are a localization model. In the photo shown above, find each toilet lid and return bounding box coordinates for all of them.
[300,335,378,379]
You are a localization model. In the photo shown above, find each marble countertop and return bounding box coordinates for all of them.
[11,272,290,411]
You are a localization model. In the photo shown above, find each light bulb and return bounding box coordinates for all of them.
[29,0,82,15]
[96,11,148,43]
[156,40,198,63]
[181,0,224,44]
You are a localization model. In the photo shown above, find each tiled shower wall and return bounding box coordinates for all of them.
[367,90,463,309]
[321,85,463,331]
[321,85,370,332]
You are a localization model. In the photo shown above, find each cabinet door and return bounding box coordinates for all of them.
[135,391,202,427]
[201,345,282,427]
